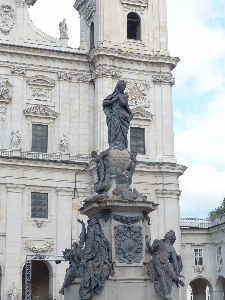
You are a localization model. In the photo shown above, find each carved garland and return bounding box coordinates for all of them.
[152,73,175,86]
[24,241,54,253]
[77,73,92,83]
[58,71,73,81]
[11,66,26,76]
[92,66,122,80]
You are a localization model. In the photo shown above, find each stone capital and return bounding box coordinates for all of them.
[6,184,25,193]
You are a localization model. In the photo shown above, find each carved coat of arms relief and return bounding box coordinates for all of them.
[0,4,15,34]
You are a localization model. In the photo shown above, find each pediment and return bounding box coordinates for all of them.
[131,107,153,121]
[24,104,58,119]
[27,75,56,87]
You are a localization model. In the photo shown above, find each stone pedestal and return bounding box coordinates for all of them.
[64,198,180,300]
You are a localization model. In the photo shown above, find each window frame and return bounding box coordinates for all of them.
[27,188,52,222]
[217,245,223,265]
[130,127,146,155]
[31,124,48,153]
[127,12,141,41]
[193,248,204,266]
[31,192,48,219]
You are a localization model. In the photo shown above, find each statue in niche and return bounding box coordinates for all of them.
[7,282,20,300]
[145,230,184,300]
[91,149,112,194]
[60,219,85,295]
[11,129,22,150]
[60,133,69,153]
[59,18,69,39]
[60,219,113,299]
[0,81,12,100]
[103,80,133,149]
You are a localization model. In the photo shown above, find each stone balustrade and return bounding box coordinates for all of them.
[180,215,225,228]
[0,149,91,163]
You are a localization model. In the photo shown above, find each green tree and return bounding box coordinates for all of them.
[208,198,225,219]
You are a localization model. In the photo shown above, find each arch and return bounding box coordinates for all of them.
[90,22,94,50]
[22,260,54,300]
[127,12,141,40]
[189,277,214,300]
[215,276,225,300]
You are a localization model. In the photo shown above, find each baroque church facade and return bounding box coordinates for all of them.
[0,0,224,299]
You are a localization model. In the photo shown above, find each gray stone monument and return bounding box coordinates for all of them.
[62,81,184,300]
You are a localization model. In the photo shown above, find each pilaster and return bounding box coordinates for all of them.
[4,184,25,298]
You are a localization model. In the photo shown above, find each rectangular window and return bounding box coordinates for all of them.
[31,124,48,153]
[31,192,48,218]
[194,248,203,265]
[217,246,222,265]
[130,127,145,155]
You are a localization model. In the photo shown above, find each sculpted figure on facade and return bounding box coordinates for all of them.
[0,81,12,101]
[7,282,20,300]
[60,219,113,299]
[59,18,69,39]
[11,129,22,150]
[145,230,184,300]
[103,80,133,149]
[60,133,69,153]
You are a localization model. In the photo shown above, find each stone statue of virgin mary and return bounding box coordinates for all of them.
[103,80,133,149]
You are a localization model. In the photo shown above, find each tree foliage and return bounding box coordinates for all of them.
[208,198,225,219]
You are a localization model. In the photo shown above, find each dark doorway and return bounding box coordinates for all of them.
[22,261,51,300]
[127,12,141,40]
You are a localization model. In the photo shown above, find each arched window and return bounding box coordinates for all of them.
[90,22,94,50]
[127,12,141,40]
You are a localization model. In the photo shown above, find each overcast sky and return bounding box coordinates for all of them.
[29,0,225,219]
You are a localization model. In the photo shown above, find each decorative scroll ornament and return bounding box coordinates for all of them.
[0,4,15,34]
[74,0,96,25]
[24,104,59,119]
[77,73,92,83]
[131,107,153,121]
[16,0,25,7]
[24,241,54,253]
[120,0,148,14]
[11,66,26,76]
[7,282,20,300]
[58,71,72,81]
[27,75,56,87]
[92,66,122,80]
[32,220,46,228]
[194,265,205,274]
[114,225,143,264]
[125,81,149,108]
[0,81,12,102]
[152,73,175,86]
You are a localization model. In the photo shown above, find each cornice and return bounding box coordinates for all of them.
[136,161,187,174]
[89,47,180,70]
[0,43,88,62]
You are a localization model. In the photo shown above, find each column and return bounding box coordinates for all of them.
[4,184,25,298]
[55,188,73,296]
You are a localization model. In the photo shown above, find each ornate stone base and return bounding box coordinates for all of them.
[64,278,180,300]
